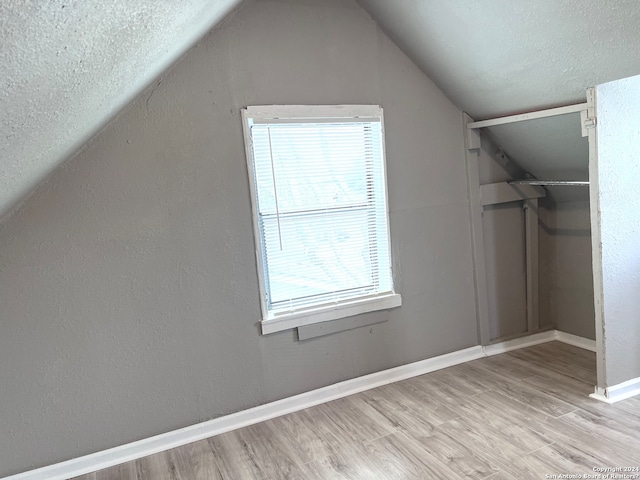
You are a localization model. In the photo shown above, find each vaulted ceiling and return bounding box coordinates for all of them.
[356,0,640,202]
[3,0,640,218]
[0,0,242,221]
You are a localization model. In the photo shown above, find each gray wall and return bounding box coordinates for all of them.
[477,139,529,340]
[0,0,478,475]
[475,136,592,340]
[592,75,640,388]
[482,202,527,340]
[538,201,553,331]
[541,201,595,340]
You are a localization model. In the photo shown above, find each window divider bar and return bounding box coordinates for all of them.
[261,204,370,219]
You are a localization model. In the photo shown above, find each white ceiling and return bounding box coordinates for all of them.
[0,0,242,220]
[356,0,640,202]
[2,0,640,217]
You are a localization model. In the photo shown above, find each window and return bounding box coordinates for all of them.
[242,105,401,334]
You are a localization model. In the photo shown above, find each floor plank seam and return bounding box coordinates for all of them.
[527,441,556,456]
[480,469,507,480]
[470,389,490,398]
[364,430,398,445]
[553,416,640,462]
[484,386,566,419]
[554,408,580,419]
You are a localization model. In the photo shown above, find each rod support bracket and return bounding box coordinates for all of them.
[581,109,597,137]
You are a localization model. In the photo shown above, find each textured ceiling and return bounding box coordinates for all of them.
[3,0,640,216]
[0,0,242,220]
[356,0,640,202]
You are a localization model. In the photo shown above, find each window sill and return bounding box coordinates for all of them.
[260,293,402,335]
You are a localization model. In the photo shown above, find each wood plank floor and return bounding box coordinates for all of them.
[73,341,640,480]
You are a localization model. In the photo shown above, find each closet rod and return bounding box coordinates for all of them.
[509,180,589,187]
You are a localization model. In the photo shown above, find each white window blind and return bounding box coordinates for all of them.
[242,105,400,333]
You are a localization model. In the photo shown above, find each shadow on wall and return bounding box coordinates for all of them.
[539,196,591,235]
[538,222,591,237]
[539,198,595,341]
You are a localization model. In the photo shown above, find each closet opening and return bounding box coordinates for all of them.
[465,98,596,395]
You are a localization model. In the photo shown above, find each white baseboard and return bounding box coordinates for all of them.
[589,386,609,403]
[4,346,485,480]
[590,377,640,404]
[4,329,596,480]
[554,330,597,352]
[483,330,556,356]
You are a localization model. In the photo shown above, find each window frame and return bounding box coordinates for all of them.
[242,105,401,334]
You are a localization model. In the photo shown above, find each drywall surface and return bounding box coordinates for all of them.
[356,0,640,119]
[0,0,477,475]
[477,136,525,186]
[593,75,640,387]
[475,135,593,339]
[0,0,242,221]
[482,203,527,340]
[355,0,638,204]
[485,114,589,203]
[477,136,529,340]
[542,201,595,339]
[538,201,554,331]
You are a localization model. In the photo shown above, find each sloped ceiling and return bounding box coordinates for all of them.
[3,0,640,216]
[357,0,640,202]
[0,0,242,221]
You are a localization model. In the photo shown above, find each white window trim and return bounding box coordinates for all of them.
[261,292,401,335]
[242,105,401,335]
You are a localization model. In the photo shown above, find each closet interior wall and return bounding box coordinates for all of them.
[474,121,594,344]
[477,136,532,342]
[540,198,595,340]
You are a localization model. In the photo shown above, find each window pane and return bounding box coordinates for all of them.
[262,209,376,308]
[243,106,394,321]
[251,123,375,215]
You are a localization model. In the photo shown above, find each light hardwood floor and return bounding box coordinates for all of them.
[74,341,640,479]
